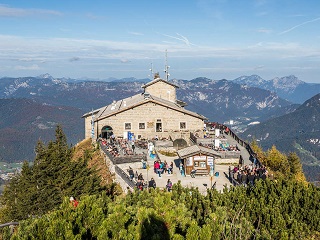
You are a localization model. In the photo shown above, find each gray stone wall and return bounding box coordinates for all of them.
[145,82,176,102]
[85,102,204,140]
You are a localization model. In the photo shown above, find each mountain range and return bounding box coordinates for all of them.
[0,98,83,162]
[240,93,320,182]
[172,77,295,126]
[232,74,320,104]
[0,74,297,125]
[0,74,319,181]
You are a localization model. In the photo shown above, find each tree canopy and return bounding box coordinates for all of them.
[250,141,307,182]
[0,125,106,222]
[0,127,318,239]
[5,180,320,240]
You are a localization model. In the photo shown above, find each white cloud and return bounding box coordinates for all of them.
[254,65,265,70]
[159,32,196,47]
[0,34,318,78]
[128,31,144,36]
[15,64,40,70]
[17,58,35,62]
[279,17,320,35]
[13,37,312,59]
[257,28,272,34]
[0,4,61,17]
[86,13,104,20]
[121,59,131,63]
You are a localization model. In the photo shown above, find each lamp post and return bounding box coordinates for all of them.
[146,164,150,189]
[229,119,233,131]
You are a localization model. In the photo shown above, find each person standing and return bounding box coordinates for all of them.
[70,196,79,208]
[166,162,171,174]
[179,162,185,176]
[166,179,173,192]
[148,141,153,156]
[136,180,143,190]
[131,141,135,153]
[128,167,134,180]
[141,159,147,169]
[155,161,161,177]
[149,178,156,189]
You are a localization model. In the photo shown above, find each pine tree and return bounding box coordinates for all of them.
[6,180,320,239]
[266,145,289,175]
[287,152,307,183]
[250,139,267,165]
[0,125,105,222]
[287,152,302,175]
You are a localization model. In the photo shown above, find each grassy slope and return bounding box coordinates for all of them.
[72,138,115,188]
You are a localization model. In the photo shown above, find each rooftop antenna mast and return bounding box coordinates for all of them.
[149,62,154,79]
[164,49,170,81]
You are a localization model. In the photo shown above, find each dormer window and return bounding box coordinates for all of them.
[144,92,151,99]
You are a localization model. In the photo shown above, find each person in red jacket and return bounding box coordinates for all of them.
[70,196,79,208]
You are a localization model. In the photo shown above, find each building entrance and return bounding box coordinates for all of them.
[101,125,113,139]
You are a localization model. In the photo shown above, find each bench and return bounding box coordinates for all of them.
[195,169,209,175]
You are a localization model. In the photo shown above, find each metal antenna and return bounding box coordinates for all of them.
[164,49,170,81]
[149,62,154,79]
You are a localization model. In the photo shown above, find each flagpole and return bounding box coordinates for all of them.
[91,109,95,141]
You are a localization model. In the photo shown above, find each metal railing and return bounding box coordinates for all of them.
[114,165,136,189]
[220,124,263,167]
[0,222,19,228]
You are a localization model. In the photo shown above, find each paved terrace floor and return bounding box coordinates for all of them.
[117,157,232,194]
[113,133,252,194]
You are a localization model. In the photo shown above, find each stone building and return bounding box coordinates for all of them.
[82,74,207,141]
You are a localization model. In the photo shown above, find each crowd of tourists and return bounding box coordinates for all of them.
[131,169,173,192]
[198,142,240,152]
[100,136,150,157]
[100,138,120,157]
[229,164,269,186]
[153,160,174,177]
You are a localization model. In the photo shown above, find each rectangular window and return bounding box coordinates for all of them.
[180,122,186,129]
[125,123,131,130]
[139,123,145,129]
[200,162,206,168]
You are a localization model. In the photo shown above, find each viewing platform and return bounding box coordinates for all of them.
[99,123,260,194]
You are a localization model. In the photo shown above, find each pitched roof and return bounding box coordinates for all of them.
[177,145,221,159]
[82,107,103,118]
[82,93,207,121]
[141,78,179,89]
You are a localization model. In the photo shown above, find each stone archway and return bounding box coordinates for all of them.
[173,138,188,150]
[101,125,113,139]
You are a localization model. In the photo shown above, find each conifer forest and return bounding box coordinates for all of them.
[0,127,319,239]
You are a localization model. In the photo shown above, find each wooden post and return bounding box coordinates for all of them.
[146,164,150,189]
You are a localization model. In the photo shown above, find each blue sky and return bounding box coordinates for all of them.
[0,0,320,82]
